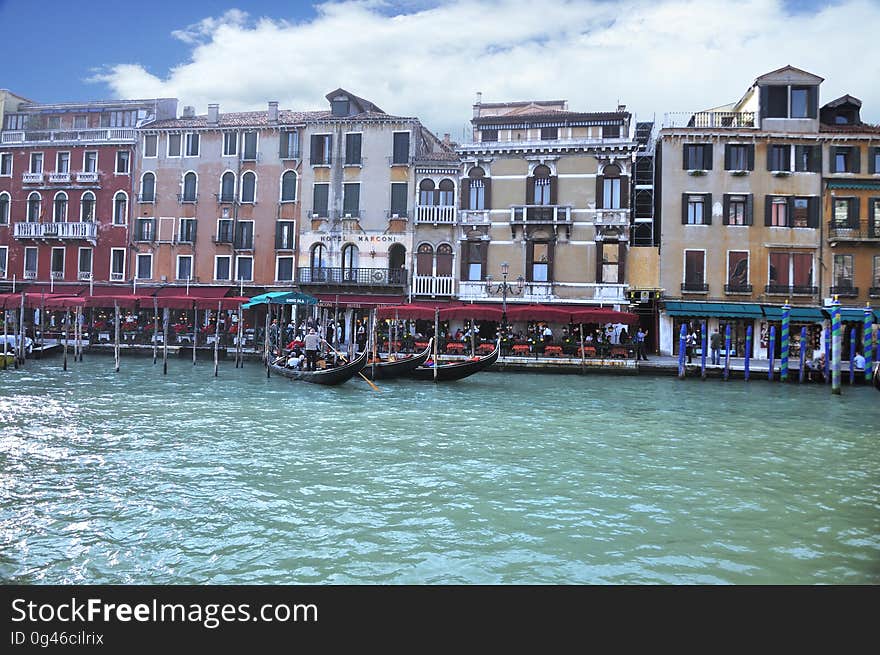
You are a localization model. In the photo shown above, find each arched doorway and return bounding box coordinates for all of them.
[388,243,406,284]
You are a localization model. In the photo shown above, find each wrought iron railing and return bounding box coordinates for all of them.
[297,267,407,286]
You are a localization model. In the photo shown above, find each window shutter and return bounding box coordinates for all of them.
[595,243,603,283]
[870,197,877,233]
[547,240,555,283]
[483,178,492,210]
[808,197,819,228]
[619,176,629,209]
[309,135,319,165]
[747,144,755,171]
[279,133,286,158]
[829,146,838,173]
[851,197,860,227]
[595,176,604,209]
[807,86,818,119]
[724,144,732,170]
[526,176,534,204]
[460,241,469,281]
[787,197,795,226]
[616,241,626,284]
[549,177,558,205]
[764,195,773,226]
[275,222,283,249]
[460,179,470,210]
[479,240,488,281]
[703,194,712,225]
[703,144,713,170]
[746,194,754,226]
[681,193,688,224]
[682,144,689,170]
[766,144,774,171]
[852,147,861,174]
[811,145,822,173]
[525,240,534,282]
[722,194,730,225]
[869,147,877,175]
[759,86,769,120]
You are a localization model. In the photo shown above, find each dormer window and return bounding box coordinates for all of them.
[762,84,818,119]
[331,98,350,117]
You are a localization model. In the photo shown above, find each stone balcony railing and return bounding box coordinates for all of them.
[22,172,44,184]
[412,275,454,296]
[14,222,98,240]
[76,171,99,183]
[663,112,756,129]
[415,205,456,224]
[49,172,71,183]
[1,127,137,145]
[458,209,491,225]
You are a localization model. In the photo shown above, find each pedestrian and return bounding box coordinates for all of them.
[854,350,866,371]
[636,327,648,360]
[268,319,279,350]
[303,328,320,371]
[685,329,696,364]
[542,324,553,344]
[710,328,722,365]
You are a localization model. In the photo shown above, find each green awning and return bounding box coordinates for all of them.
[826,180,880,191]
[243,291,317,308]
[663,301,763,319]
[761,306,827,322]
[836,308,879,323]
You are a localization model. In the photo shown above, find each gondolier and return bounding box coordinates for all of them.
[304,328,320,371]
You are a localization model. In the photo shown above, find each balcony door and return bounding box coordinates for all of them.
[342,243,359,281]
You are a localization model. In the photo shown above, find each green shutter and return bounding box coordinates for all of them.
[764,195,773,226]
[745,194,754,226]
[747,144,755,171]
[722,194,730,225]
[595,175,604,209]
[460,178,470,210]
[851,147,861,174]
[703,193,712,225]
[703,144,713,170]
[811,145,822,173]
[724,144,732,170]
[681,193,689,224]
[808,197,819,228]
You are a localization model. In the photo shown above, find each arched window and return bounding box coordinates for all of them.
[438,179,455,207]
[602,164,621,209]
[113,191,127,225]
[0,192,10,225]
[53,191,68,222]
[220,171,235,202]
[310,243,328,282]
[388,243,406,284]
[468,167,485,210]
[281,170,297,202]
[182,172,197,202]
[141,172,155,202]
[416,243,434,276]
[27,192,41,222]
[436,243,453,277]
[533,165,551,205]
[80,192,96,222]
[419,179,435,206]
[241,171,256,203]
[341,243,359,280]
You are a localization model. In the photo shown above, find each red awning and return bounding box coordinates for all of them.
[314,294,403,308]
[506,305,578,322]
[42,296,86,310]
[23,292,83,309]
[438,305,504,321]
[154,295,250,310]
[0,293,21,309]
[376,301,462,319]
[570,308,639,325]
[84,294,143,309]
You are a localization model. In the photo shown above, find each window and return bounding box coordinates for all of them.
[110,249,125,281]
[242,132,258,160]
[74,115,88,129]
[276,221,295,249]
[310,134,331,165]
[530,242,550,282]
[0,193,8,224]
[78,248,93,279]
[102,110,137,127]
[438,179,454,206]
[220,172,235,202]
[176,255,193,281]
[392,132,410,165]
[235,256,253,281]
[768,252,813,291]
[727,251,749,290]
[724,194,750,226]
[184,133,199,157]
[343,183,360,216]
[467,167,486,210]
[144,135,158,158]
[135,218,155,242]
[115,150,130,174]
[345,133,362,165]
[600,242,619,284]
[602,165,621,209]
[27,192,41,222]
[792,198,810,227]
[80,192,95,222]
[5,114,26,130]
[56,152,70,173]
[768,144,790,171]
[276,256,294,282]
[310,243,328,271]
[602,125,620,138]
[684,250,705,289]
[0,246,7,277]
[341,244,358,280]
[312,184,329,216]
[178,218,196,243]
[871,198,880,237]
[331,98,350,117]
[766,86,788,118]
[682,194,710,225]
[794,145,821,172]
[437,243,453,277]
[419,179,435,206]
[110,192,126,225]
[683,144,712,170]
[217,219,233,243]
[790,87,810,118]
[280,171,297,202]
[215,256,231,281]
[390,183,408,217]
[416,243,433,276]
[140,172,156,202]
[540,127,558,140]
[240,172,256,203]
[182,172,197,202]
[725,144,753,171]
[464,241,483,281]
[167,134,182,157]
[136,254,152,280]
[83,151,97,173]
[770,197,788,227]
[47,116,60,130]
[279,131,298,159]
[871,147,880,174]
[51,248,65,279]
[223,132,238,157]
[0,153,11,176]
[53,192,68,222]
[481,129,498,142]
[532,165,552,205]
[24,247,38,277]
[833,197,859,228]
[832,146,860,173]
[234,221,254,249]
[833,254,854,289]
[30,153,43,174]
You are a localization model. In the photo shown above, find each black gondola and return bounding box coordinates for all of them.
[873,362,880,391]
[407,341,499,382]
[362,341,433,380]
[270,349,368,385]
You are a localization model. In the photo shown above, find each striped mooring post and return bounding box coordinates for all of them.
[768,326,776,382]
[744,325,752,381]
[780,303,790,382]
[831,298,842,395]
[677,324,686,379]
[700,321,707,380]
[849,328,856,385]
[798,326,807,383]
[723,324,731,381]
[863,306,874,384]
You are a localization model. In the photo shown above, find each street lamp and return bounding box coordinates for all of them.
[485,261,525,329]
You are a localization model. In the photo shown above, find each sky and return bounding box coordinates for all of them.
[2,0,879,138]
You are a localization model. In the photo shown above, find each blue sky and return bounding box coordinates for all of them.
[2,0,876,135]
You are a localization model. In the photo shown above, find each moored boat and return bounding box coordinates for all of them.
[270,349,368,386]
[408,341,499,382]
[873,362,880,391]
[362,341,433,380]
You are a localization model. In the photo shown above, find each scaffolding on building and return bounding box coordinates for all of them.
[631,120,656,247]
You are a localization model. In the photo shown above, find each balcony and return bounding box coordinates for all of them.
[415,205,456,225]
[523,282,553,302]
[137,193,157,203]
[412,275,454,296]
[177,194,198,204]
[765,285,818,296]
[663,111,756,129]
[827,221,880,242]
[297,267,407,286]
[724,284,754,294]
[49,172,71,183]
[110,272,125,282]
[829,285,859,297]
[22,172,44,184]
[50,271,63,280]
[1,128,136,145]
[458,281,487,300]
[681,282,709,293]
[595,209,629,226]
[76,171,99,183]
[459,209,490,225]
[14,222,97,240]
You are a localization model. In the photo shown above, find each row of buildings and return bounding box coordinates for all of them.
[1,66,878,356]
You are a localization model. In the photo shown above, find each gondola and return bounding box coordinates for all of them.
[362,340,433,380]
[269,349,368,385]
[873,362,880,391]
[407,341,500,382]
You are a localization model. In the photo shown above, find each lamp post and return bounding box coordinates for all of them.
[485,261,524,331]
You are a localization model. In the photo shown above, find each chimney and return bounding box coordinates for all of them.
[443,133,451,145]
[617,103,627,113]
[268,101,279,124]
[473,91,482,119]
[182,105,195,118]
[207,103,219,125]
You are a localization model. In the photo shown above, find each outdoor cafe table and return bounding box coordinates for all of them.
[543,345,563,356]
[445,342,465,353]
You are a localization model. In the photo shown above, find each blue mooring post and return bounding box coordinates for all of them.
[677,324,687,379]
[831,298,842,395]
[798,326,807,383]
[723,324,731,381]
[768,326,776,382]
[700,321,707,379]
[824,327,830,384]
[744,325,752,382]
[849,328,856,385]
[780,303,790,382]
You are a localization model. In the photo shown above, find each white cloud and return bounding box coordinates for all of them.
[91,0,880,138]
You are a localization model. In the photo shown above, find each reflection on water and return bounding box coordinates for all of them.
[1,357,878,584]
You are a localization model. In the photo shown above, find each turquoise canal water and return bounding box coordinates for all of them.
[1,357,878,584]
